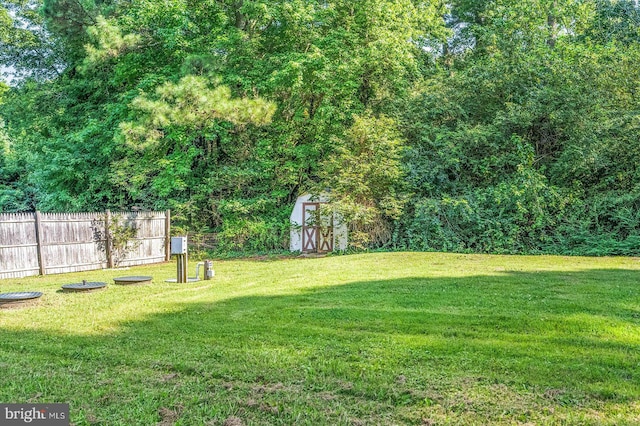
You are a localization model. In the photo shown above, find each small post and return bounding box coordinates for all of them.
[165,209,171,261]
[184,250,188,282]
[105,210,114,269]
[176,254,181,282]
[176,254,187,283]
[34,211,46,276]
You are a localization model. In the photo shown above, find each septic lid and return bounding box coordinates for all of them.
[61,282,107,292]
[113,276,152,285]
[0,291,43,301]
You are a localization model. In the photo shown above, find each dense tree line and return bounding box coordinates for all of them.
[1,0,639,255]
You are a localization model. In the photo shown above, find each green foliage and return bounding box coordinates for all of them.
[80,15,141,70]
[319,113,407,248]
[402,168,564,253]
[394,0,640,255]
[107,214,140,266]
[121,75,276,148]
[1,0,640,255]
[91,213,141,266]
[585,0,640,45]
[42,0,111,64]
[0,117,31,210]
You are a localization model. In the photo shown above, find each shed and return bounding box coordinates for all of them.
[290,194,347,253]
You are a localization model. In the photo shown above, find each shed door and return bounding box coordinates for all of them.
[302,203,333,253]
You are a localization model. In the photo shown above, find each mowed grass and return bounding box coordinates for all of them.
[0,252,639,425]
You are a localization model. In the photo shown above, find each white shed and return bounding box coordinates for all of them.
[290,194,348,253]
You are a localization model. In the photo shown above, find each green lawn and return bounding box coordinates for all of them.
[0,252,639,425]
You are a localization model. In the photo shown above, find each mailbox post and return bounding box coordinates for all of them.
[171,236,188,283]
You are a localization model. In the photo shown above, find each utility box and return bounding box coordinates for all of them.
[204,260,215,280]
[171,236,188,255]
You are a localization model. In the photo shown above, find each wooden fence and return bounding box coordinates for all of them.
[0,210,170,280]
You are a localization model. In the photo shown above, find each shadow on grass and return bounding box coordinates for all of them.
[0,269,639,425]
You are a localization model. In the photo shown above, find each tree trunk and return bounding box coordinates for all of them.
[547,1,558,48]
[234,1,245,29]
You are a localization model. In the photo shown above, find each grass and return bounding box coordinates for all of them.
[0,252,639,425]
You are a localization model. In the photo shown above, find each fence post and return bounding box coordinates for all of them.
[105,210,114,268]
[165,209,171,261]
[34,211,46,276]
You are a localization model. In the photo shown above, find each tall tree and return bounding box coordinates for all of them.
[398,0,640,254]
[1,0,447,251]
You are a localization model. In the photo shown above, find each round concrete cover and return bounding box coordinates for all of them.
[62,282,107,292]
[113,276,153,285]
[0,291,43,301]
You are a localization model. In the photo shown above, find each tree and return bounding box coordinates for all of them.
[0,0,64,81]
[5,0,639,257]
[319,113,407,248]
[397,0,640,254]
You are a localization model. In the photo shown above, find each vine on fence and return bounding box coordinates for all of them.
[91,214,141,267]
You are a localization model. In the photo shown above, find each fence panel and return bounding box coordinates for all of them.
[115,211,168,267]
[0,213,40,279]
[40,212,106,275]
[0,210,169,279]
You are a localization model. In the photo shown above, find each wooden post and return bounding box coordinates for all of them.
[165,209,171,261]
[34,211,46,276]
[105,210,114,269]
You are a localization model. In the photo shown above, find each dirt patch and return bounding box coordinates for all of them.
[318,391,337,401]
[245,398,259,408]
[259,403,279,415]
[160,373,179,382]
[157,405,183,426]
[543,388,566,400]
[222,416,244,426]
[339,381,354,391]
[251,382,285,393]
[88,414,103,424]
[27,392,42,403]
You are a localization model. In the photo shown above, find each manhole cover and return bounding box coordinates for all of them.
[113,276,152,285]
[61,281,107,292]
[0,292,43,308]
